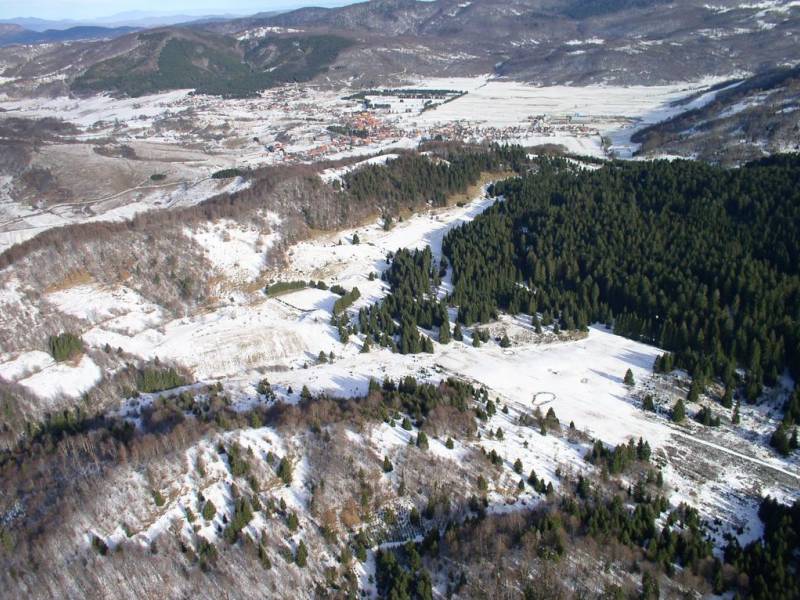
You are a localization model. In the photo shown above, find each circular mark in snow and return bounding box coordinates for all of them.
[532,391,556,406]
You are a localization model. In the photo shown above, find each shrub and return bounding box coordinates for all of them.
[212,168,246,179]
[48,332,83,361]
[265,280,307,296]
[202,500,217,521]
[137,367,186,393]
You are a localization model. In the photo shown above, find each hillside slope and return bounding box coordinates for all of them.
[71,28,354,97]
[216,0,800,85]
[632,66,800,163]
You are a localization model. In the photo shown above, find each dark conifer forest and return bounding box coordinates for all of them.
[442,155,800,399]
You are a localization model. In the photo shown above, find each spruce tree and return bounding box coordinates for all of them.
[624,369,635,386]
[453,323,463,341]
[721,386,733,408]
[287,512,299,532]
[295,541,308,567]
[640,571,659,600]
[672,398,686,423]
[688,378,701,403]
[382,456,394,473]
[642,395,655,412]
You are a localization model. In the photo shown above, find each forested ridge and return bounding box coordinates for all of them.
[442,155,800,401]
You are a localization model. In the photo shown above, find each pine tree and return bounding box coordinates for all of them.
[361,337,371,353]
[202,500,217,521]
[672,398,686,423]
[640,571,659,600]
[642,395,655,412]
[382,456,394,473]
[624,369,635,386]
[732,400,741,424]
[416,431,429,450]
[300,385,312,401]
[445,437,454,449]
[513,458,523,474]
[472,334,480,348]
[277,457,293,485]
[500,334,511,348]
[687,378,701,403]
[453,323,463,341]
[439,323,451,344]
[352,232,360,245]
[287,512,299,532]
[295,541,308,567]
[770,424,791,455]
[532,315,543,334]
[721,386,733,408]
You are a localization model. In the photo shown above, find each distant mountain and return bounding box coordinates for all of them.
[0,24,138,47]
[70,27,354,97]
[212,0,800,86]
[0,12,257,32]
[0,17,81,32]
[2,0,798,97]
[632,66,800,164]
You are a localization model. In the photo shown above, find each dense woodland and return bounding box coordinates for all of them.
[440,155,800,418]
[341,143,528,213]
[72,32,354,98]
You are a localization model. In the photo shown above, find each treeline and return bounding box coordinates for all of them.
[723,496,800,600]
[441,155,800,403]
[327,125,369,138]
[356,247,446,354]
[136,366,187,394]
[0,145,524,272]
[332,287,360,315]
[342,144,528,212]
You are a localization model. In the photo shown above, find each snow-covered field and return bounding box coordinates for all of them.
[406,76,736,157]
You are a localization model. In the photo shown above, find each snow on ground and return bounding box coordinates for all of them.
[405,77,737,157]
[17,354,101,403]
[84,300,341,380]
[45,283,164,333]
[319,154,399,183]
[438,324,667,446]
[0,350,54,381]
[185,213,281,285]
[74,192,494,381]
